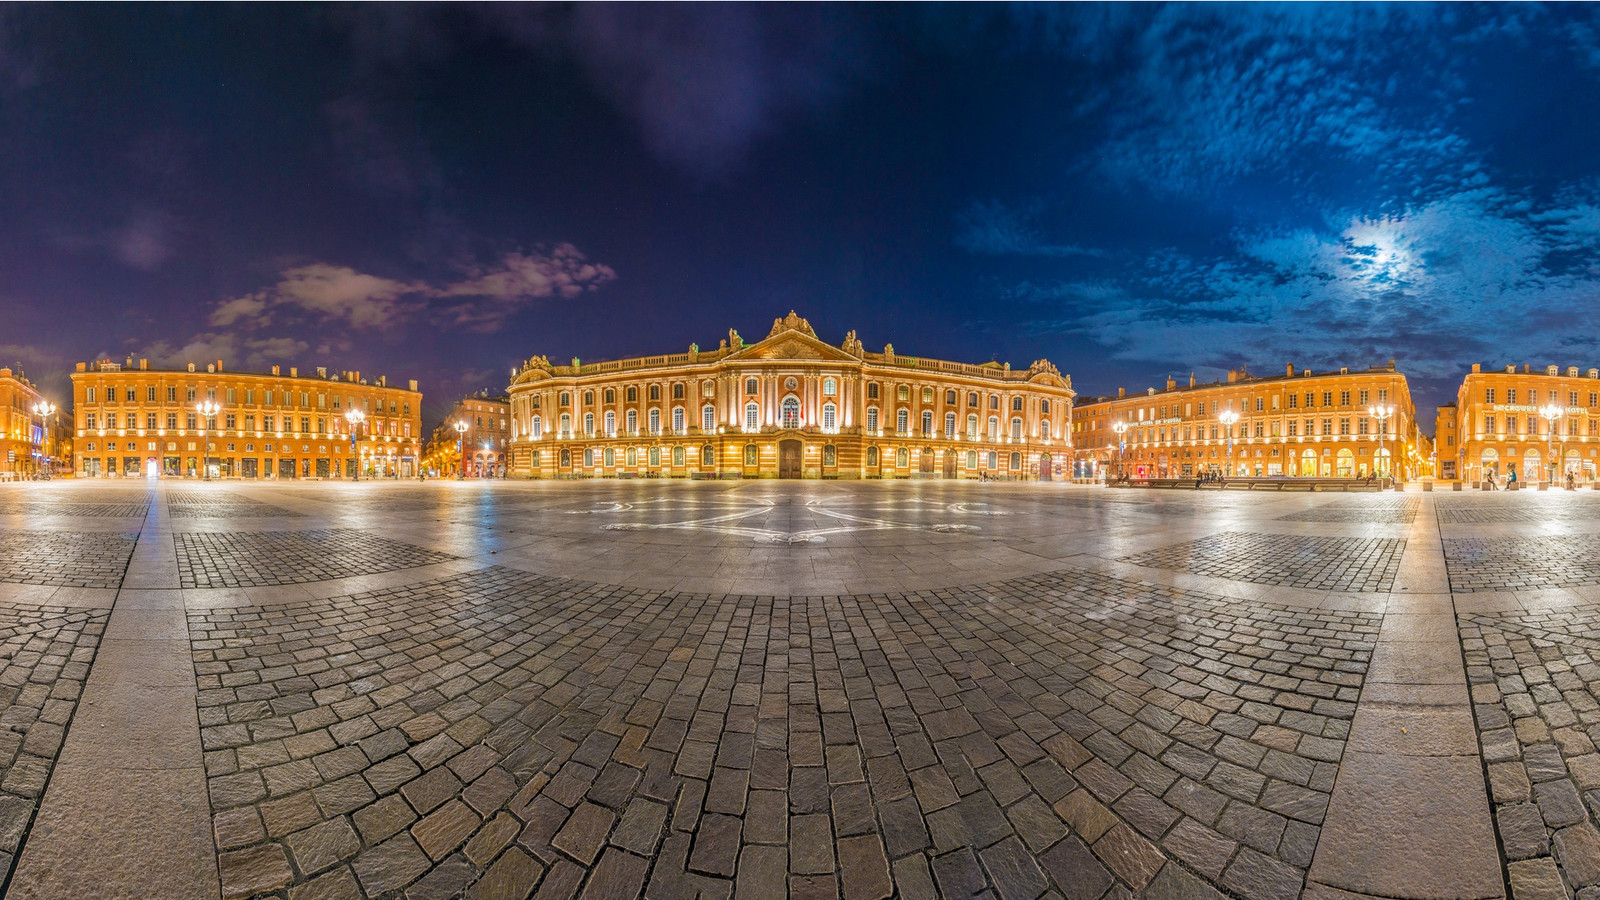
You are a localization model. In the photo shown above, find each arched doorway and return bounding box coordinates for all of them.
[1300,449,1316,477]
[943,450,957,479]
[919,448,934,475]
[1039,452,1052,481]
[1522,449,1541,482]
[779,440,802,479]
[1337,449,1354,478]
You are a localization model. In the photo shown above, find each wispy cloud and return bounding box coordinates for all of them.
[208,244,616,333]
[955,201,1103,259]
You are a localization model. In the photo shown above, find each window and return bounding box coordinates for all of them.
[1339,419,1350,436]
[702,445,714,467]
[604,388,615,404]
[782,398,801,429]
[560,391,571,406]
[823,403,837,431]
[987,450,997,469]
[1255,397,1264,411]
[823,378,838,396]
[1485,416,1495,434]
[1041,399,1050,415]
[921,387,933,403]
[126,387,137,402]
[1507,388,1517,403]
[1010,417,1022,440]
[1322,418,1332,436]
[672,383,684,400]
[87,387,96,403]
[824,444,836,467]
[896,408,909,434]
[648,408,661,435]
[968,392,979,407]
[165,413,177,430]
[745,444,759,466]
[1012,396,1023,411]
[746,378,759,395]
[146,412,157,430]
[584,413,595,435]
[1040,421,1052,439]
[1322,392,1333,407]
[866,407,879,432]
[1010,452,1021,471]
[646,385,659,401]
[967,450,977,469]
[988,416,999,439]
[922,410,933,434]
[559,413,572,435]
[1359,418,1369,434]
[1358,389,1369,405]
[626,409,638,434]
[867,446,879,467]
[531,416,542,439]
[897,384,910,401]
[1287,394,1297,409]
[867,383,879,400]
[702,405,715,432]
[945,412,957,437]
[166,386,176,402]
[946,390,958,405]
[1485,388,1495,403]
[672,446,684,466]
[85,412,98,429]
[603,447,615,467]
[626,386,638,402]
[1305,392,1314,408]
[1288,421,1298,436]
[745,403,759,431]
[263,415,274,432]
[1340,390,1350,406]
[989,395,999,410]
[967,414,978,437]
[604,411,616,437]
[672,407,684,434]
[649,447,660,467]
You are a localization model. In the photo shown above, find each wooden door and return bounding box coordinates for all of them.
[779,440,803,479]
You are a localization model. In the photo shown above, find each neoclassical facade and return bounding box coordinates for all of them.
[506,312,1074,480]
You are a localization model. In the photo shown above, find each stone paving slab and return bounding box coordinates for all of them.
[1121,532,1407,593]
[174,529,458,589]
[167,490,303,519]
[1444,536,1600,593]
[0,531,140,589]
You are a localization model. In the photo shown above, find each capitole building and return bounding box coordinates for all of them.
[505,311,1075,480]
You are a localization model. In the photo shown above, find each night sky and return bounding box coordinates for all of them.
[4,4,1600,430]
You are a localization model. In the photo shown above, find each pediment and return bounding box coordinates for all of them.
[728,329,859,363]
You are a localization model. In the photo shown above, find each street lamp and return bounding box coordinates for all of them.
[1218,409,1239,479]
[196,400,221,481]
[1368,405,1394,488]
[1541,404,1564,486]
[31,401,55,478]
[1111,421,1127,483]
[345,407,365,482]
[454,420,468,480]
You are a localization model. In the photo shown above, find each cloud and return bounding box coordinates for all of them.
[955,201,1103,258]
[112,210,178,271]
[208,244,616,332]
[132,333,309,373]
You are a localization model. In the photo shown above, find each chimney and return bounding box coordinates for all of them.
[216,360,223,372]
[1117,387,1126,399]
[76,363,87,373]
[1165,376,1177,391]
[125,356,133,367]
[1189,373,1196,387]
[1471,363,1481,373]
[1286,363,1294,378]
[290,367,298,377]
[271,365,280,376]
[408,379,418,392]
[139,359,148,370]
[379,375,387,387]
[1226,370,1238,384]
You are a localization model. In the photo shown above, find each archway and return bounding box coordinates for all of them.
[1038,452,1051,481]
[919,448,934,475]
[1299,449,1316,477]
[779,440,803,479]
[1337,449,1354,478]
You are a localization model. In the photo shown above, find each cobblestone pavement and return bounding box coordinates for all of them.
[1121,533,1407,593]
[1461,603,1600,900]
[191,565,1375,900]
[1437,503,1600,524]
[0,531,140,589]
[0,497,150,518]
[1277,497,1419,524]
[0,603,108,887]
[174,530,457,589]
[168,490,303,519]
[1442,536,1600,593]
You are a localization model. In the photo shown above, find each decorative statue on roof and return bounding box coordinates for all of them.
[841,330,863,357]
[767,310,815,338]
[729,329,743,349]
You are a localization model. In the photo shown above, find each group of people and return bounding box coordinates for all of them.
[1482,469,1580,490]
[1193,470,1226,489]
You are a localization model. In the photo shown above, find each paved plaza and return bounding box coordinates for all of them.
[6,482,1600,899]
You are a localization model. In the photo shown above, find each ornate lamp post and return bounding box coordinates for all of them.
[1369,404,1394,488]
[196,400,221,481]
[1218,409,1239,479]
[31,401,55,477]
[1541,404,1564,485]
[345,407,365,481]
[1111,421,1127,482]
[454,420,468,480]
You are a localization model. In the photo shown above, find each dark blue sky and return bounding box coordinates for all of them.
[4,4,1600,428]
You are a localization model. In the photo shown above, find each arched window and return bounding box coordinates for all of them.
[672,407,684,434]
[921,410,933,435]
[822,402,837,431]
[560,448,570,467]
[1041,399,1051,415]
[578,413,591,435]
[988,416,999,439]
[822,377,837,396]
[1011,417,1023,440]
[866,407,879,432]
[604,388,615,404]
[988,451,998,469]
[531,416,542,439]
[604,411,616,437]
[583,448,594,467]
[1010,452,1021,471]
[968,392,979,407]
[746,378,759,395]
[649,385,660,401]
[897,447,909,467]
[531,395,541,410]
[701,445,714,467]
[672,446,684,466]
[781,397,800,429]
[626,386,637,402]
[702,405,715,432]
[867,446,879,467]
[946,390,957,405]
[1040,420,1052,439]
[945,412,956,437]
[559,392,571,407]
[603,448,615,466]
[966,414,978,438]
[823,444,836,466]
[649,447,660,466]
[745,402,759,431]
[626,409,638,434]
[966,450,977,469]
[672,383,684,400]
[559,413,572,436]
[744,444,759,466]
[648,408,661,434]
[896,409,909,434]
[626,447,637,466]
[583,390,594,406]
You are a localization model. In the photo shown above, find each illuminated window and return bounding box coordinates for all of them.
[648,408,661,434]
[745,403,759,431]
[823,378,837,396]
[626,409,638,434]
[604,411,616,437]
[896,408,909,434]
[945,412,956,437]
[866,407,879,432]
[672,407,684,434]
[702,405,715,432]
[823,403,837,431]
[782,398,801,429]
